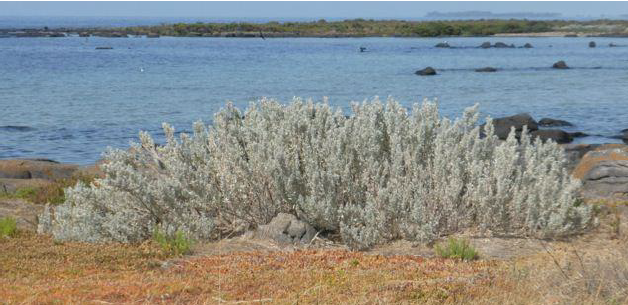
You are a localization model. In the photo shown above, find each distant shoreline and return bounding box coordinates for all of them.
[2,19,628,38]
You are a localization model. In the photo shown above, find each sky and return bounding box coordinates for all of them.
[0,1,626,18]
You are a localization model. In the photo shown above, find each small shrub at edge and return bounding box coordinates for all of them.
[152,228,194,256]
[0,217,18,238]
[434,237,479,260]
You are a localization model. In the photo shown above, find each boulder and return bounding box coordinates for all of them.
[530,129,573,144]
[562,144,601,172]
[589,41,596,48]
[493,42,512,48]
[573,145,628,199]
[479,41,492,48]
[523,43,533,48]
[0,159,78,180]
[609,43,618,47]
[250,213,316,245]
[485,113,539,140]
[475,67,497,72]
[434,42,450,48]
[415,67,437,76]
[569,131,589,138]
[552,60,569,69]
[95,46,113,50]
[538,118,574,127]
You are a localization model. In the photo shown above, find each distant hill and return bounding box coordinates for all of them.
[425,11,562,20]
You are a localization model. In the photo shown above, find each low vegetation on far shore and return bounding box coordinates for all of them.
[117,19,628,37]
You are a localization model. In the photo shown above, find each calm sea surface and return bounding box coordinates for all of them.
[2,35,628,164]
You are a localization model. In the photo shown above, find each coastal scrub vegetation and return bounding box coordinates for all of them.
[117,19,628,37]
[0,216,17,238]
[434,237,479,260]
[38,97,593,249]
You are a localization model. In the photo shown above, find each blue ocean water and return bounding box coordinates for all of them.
[1,35,628,165]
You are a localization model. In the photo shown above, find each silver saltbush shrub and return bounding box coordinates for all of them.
[39,97,593,249]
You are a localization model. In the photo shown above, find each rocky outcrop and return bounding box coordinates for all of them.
[573,145,628,199]
[493,42,513,48]
[486,113,539,140]
[552,60,569,69]
[0,159,78,180]
[523,43,533,48]
[434,42,450,48]
[475,67,497,72]
[589,41,596,48]
[248,213,316,245]
[479,41,492,48]
[415,67,437,76]
[531,129,573,144]
[538,118,573,127]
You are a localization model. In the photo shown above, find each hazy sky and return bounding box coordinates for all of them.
[0,1,626,18]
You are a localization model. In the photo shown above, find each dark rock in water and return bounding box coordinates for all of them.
[484,113,539,140]
[574,145,628,199]
[247,213,316,245]
[475,67,497,72]
[589,41,596,48]
[415,67,437,76]
[538,118,573,127]
[493,42,513,48]
[78,32,90,37]
[0,125,35,132]
[552,60,569,69]
[569,132,589,138]
[531,129,573,144]
[564,34,578,37]
[523,43,533,48]
[434,42,450,48]
[479,41,492,48]
[609,42,618,47]
[621,129,628,140]
[95,46,113,50]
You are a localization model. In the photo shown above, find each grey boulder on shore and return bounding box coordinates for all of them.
[539,118,574,127]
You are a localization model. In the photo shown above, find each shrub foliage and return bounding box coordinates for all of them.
[39,97,593,249]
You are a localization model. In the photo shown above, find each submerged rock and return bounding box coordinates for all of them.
[415,67,437,76]
[552,60,569,69]
[475,67,497,72]
[434,42,450,48]
[538,118,574,127]
[589,41,596,48]
[479,41,492,48]
[523,43,533,48]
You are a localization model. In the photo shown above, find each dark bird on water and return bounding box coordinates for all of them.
[359,47,367,52]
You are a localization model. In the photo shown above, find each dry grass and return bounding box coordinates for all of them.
[2,216,628,304]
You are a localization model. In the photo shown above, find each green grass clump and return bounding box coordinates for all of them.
[0,217,18,238]
[14,187,37,200]
[434,237,479,260]
[152,228,194,256]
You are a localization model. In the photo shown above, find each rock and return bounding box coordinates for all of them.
[538,118,574,127]
[485,113,539,140]
[589,41,596,48]
[78,32,90,37]
[552,60,569,69]
[479,41,492,48]
[415,67,437,76]
[573,145,628,199]
[609,43,618,47]
[564,34,578,37]
[562,144,601,172]
[95,46,113,50]
[523,43,533,48]
[493,42,512,48]
[0,178,53,194]
[530,129,573,144]
[434,42,450,48]
[252,213,316,245]
[0,159,79,180]
[569,132,589,138]
[475,67,497,72]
